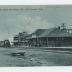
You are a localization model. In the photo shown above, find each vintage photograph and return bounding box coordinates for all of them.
[0,5,72,66]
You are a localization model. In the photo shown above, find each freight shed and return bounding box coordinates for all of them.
[28,24,72,47]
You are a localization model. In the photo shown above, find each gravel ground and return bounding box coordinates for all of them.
[0,47,72,66]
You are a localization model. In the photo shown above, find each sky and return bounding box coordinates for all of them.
[0,5,72,41]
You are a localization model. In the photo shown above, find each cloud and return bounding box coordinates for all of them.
[0,13,55,41]
[16,15,54,33]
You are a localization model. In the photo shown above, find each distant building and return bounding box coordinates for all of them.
[13,32,29,46]
[0,41,4,47]
[0,39,11,47]
[28,23,72,47]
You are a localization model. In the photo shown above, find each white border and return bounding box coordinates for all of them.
[0,0,72,5]
[0,0,72,72]
[1,67,72,72]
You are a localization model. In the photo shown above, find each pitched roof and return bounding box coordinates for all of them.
[39,28,55,37]
[31,27,72,38]
[32,29,46,36]
[47,28,72,37]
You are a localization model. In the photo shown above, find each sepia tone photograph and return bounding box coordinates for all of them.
[0,5,72,66]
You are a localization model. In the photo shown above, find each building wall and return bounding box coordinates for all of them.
[28,37,72,47]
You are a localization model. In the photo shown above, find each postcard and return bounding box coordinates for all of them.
[0,5,72,67]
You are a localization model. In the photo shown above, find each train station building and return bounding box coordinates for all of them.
[28,24,72,47]
[13,23,72,47]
